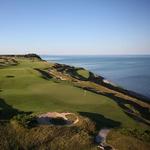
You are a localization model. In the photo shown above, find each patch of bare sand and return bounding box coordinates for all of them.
[37,112,79,125]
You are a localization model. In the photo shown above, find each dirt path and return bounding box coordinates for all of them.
[96,128,115,150]
[96,128,110,144]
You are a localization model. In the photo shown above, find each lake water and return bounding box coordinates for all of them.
[41,55,150,98]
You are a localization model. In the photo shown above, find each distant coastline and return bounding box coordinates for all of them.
[41,55,150,99]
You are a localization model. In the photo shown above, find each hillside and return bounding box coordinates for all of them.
[0,54,150,150]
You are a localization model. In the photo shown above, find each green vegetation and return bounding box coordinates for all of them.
[0,59,135,127]
[119,128,150,142]
[0,121,96,150]
[0,55,150,150]
[107,130,150,150]
[12,113,37,128]
[76,69,90,79]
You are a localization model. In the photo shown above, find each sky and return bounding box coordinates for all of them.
[0,0,150,55]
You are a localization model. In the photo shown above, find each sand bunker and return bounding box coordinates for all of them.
[37,112,79,125]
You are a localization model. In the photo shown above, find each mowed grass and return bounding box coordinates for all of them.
[0,59,146,128]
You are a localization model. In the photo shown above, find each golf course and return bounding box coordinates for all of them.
[0,54,150,150]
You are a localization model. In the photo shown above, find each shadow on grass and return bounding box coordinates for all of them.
[79,112,121,130]
[34,68,53,80]
[77,86,150,126]
[5,75,15,78]
[69,68,89,81]
[0,98,31,120]
[103,93,150,126]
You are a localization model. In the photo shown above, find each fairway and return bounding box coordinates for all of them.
[1,0,150,148]
[0,56,150,150]
[0,58,147,128]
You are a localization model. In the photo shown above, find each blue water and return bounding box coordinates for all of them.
[41,55,150,98]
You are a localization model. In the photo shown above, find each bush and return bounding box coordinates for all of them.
[119,128,150,142]
[12,114,37,128]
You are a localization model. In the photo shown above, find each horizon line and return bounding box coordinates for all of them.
[0,53,150,56]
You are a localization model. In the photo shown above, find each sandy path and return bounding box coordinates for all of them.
[96,128,115,150]
[96,128,110,144]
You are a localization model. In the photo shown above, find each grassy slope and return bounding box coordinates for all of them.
[77,69,90,79]
[0,56,150,150]
[0,58,148,129]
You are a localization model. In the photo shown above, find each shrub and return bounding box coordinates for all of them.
[119,128,150,142]
[12,114,37,128]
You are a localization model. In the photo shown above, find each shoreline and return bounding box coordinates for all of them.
[1,54,150,103]
[0,54,150,150]
[42,56,150,103]
[42,55,150,100]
